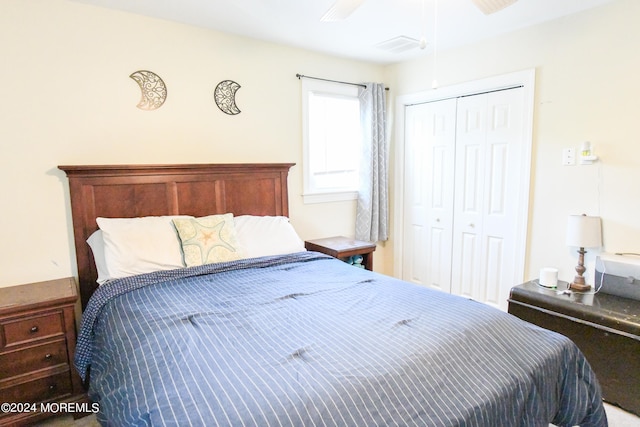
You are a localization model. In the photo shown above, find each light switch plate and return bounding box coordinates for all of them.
[562,148,576,166]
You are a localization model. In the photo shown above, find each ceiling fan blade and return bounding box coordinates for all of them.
[321,0,366,22]
[471,0,518,15]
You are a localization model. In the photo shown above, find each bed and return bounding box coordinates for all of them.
[59,163,607,427]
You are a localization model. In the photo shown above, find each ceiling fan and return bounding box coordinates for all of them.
[321,0,518,22]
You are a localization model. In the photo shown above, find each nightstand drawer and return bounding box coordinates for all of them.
[0,339,68,379]
[0,370,72,403]
[1,311,64,348]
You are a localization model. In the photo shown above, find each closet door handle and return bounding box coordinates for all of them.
[469,223,475,228]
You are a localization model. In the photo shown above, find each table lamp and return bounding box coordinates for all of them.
[566,214,602,291]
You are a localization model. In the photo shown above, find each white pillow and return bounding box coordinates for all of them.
[96,216,191,280]
[234,215,306,258]
[87,230,110,285]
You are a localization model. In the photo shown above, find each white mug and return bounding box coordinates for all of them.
[539,267,558,287]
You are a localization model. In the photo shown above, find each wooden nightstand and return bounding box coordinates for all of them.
[305,236,376,271]
[0,277,86,426]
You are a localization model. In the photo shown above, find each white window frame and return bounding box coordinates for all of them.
[301,78,361,204]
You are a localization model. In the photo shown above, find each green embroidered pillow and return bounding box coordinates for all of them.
[172,214,245,267]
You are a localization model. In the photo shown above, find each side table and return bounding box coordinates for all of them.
[305,236,376,271]
[0,277,88,425]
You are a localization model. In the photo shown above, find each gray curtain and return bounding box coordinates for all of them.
[355,83,389,242]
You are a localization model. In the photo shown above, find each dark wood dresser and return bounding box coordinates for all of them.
[0,277,86,426]
[508,280,640,416]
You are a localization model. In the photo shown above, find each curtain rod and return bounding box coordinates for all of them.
[296,74,389,91]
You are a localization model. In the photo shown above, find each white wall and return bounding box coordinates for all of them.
[0,0,384,287]
[3,0,639,290]
[385,0,640,285]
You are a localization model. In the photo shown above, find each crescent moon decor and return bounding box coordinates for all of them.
[214,80,241,115]
[129,70,167,111]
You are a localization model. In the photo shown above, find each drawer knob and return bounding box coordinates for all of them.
[48,384,57,392]
[30,325,39,333]
[44,353,52,360]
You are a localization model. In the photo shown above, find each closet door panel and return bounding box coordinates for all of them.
[428,227,449,291]
[458,231,478,298]
[482,89,525,308]
[461,145,482,213]
[487,143,508,215]
[450,88,525,308]
[483,236,504,305]
[408,224,425,283]
[404,105,428,286]
[403,99,456,292]
[452,94,486,297]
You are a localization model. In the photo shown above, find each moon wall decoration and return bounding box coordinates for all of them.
[214,80,241,115]
[129,70,167,110]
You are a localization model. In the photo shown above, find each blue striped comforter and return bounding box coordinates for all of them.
[76,252,607,426]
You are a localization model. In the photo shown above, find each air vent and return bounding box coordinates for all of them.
[471,0,517,15]
[375,36,420,54]
[321,0,365,22]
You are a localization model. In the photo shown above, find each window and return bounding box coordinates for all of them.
[302,79,361,204]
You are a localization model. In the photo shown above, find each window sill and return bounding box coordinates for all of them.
[303,190,358,204]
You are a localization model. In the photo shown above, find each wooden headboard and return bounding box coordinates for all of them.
[58,163,295,309]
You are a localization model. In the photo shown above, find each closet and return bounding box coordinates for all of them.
[402,86,527,310]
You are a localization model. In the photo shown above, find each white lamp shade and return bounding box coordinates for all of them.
[566,215,602,248]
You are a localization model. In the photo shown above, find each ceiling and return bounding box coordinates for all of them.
[73,0,615,64]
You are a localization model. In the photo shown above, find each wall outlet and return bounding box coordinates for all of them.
[562,148,576,166]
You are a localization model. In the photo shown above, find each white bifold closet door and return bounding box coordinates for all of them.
[403,87,525,310]
[403,98,457,294]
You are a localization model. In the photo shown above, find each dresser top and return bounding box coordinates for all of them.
[0,277,77,314]
[509,280,640,337]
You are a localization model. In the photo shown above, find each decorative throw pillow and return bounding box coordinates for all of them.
[172,214,245,267]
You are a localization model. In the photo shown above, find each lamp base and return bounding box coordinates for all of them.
[570,249,590,292]
[569,281,591,292]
